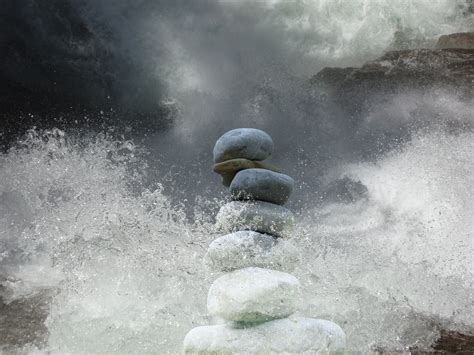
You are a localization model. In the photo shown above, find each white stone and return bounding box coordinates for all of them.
[207,267,300,322]
[230,168,294,205]
[183,317,346,354]
[216,201,295,238]
[204,231,300,272]
[213,128,274,163]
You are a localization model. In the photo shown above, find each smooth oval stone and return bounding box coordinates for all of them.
[213,128,273,163]
[183,317,346,354]
[213,158,281,187]
[216,201,295,238]
[207,267,300,322]
[204,231,301,272]
[230,168,294,205]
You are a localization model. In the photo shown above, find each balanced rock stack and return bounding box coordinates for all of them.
[183,129,346,354]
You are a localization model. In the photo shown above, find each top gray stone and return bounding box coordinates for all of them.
[213,128,273,163]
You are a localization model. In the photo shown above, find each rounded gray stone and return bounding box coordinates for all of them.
[183,317,346,354]
[230,168,294,205]
[204,231,300,272]
[213,128,274,163]
[216,201,295,238]
[207,267,300,322]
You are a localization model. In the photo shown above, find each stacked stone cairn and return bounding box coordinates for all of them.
[183,128,346,354]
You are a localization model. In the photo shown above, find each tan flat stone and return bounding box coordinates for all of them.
[213,158,281,187]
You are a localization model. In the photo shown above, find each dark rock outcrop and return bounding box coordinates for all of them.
[436,32,474,50]
[0,290,52,349]
[409,330,474,354]
[316,48,473,88]
[433,330,474,354]
[310,35,473,123]
[312,47,473,98]
[321,177,368,204]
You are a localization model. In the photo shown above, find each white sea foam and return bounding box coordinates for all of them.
[0,129,216,353]
[298,130,474,351]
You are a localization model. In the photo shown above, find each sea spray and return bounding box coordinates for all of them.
[0,129,216,352]
[0,127,473,353]
[297,130,474,350]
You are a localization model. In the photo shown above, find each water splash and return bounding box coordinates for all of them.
[0,129,216,352]
[297,130,474,351]
[1,128,472,353]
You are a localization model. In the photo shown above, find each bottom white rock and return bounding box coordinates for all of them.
[183,317,346,354]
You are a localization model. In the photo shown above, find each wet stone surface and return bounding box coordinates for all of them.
[204,231,300,272]
[183,317,346,354]
[230,168,294,205]
[216,200,295,238]
[207,267,300,322]
[213,128,274,163]
[0,291,52,349]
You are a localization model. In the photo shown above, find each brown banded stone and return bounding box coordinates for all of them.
[213,158,281,186]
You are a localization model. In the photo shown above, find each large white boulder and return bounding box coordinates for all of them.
[204,231,300,272]
[207,267,300,322]
[183,316,346,354]
[213,128,274,163]
[216,201,295,238]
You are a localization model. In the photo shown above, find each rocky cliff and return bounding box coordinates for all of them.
[310,33,473,125]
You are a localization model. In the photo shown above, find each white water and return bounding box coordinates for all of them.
[1,0,473,353]
[1,127,472,353]
[298,131,474,351]
[0,129,218,351]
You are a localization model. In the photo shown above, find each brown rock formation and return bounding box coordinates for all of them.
[311,47,473,99]
[311,33,473,123]
[0,290,52,349]
[436,32,474,50]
